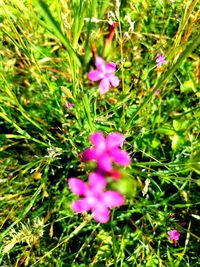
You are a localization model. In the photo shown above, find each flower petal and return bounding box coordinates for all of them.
[68,178,87,195]
[72,199,91,213]
[109,148,131,166]
[90,132,106,148]
[108,73,120,87]
[106,132,124,149]
[98,154,113,172]
[88,70,103,81]
[106,62,116,73]
[92,207,110,223]
[82,148,97,161]
[67,103,74,110]
[89,172,106,191]
[156,62,162,68]
[95,56,106,72]
[102,191,125,208]
[99,78,110,94]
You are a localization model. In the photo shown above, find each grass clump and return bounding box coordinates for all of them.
[0,0,200,266]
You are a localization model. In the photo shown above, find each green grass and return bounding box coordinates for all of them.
[0,0,200,266]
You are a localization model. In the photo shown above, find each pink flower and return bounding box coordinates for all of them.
[82,132,131,172]
[67,103,74,110]
[168,229,180,246]
[156,53,167,68]
[88,56,120,94]
[68,172,125,223]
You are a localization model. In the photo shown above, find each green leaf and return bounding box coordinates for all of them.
[156,127,175,135]
[180,80,195,93]
[188,151,200,174]
[152,138,161,148]
[170,134,185,150]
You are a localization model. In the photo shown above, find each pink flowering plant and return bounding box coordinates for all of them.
[168,229,180,246]
[66,103,74,110]
[82,132,131,173]
[68,172,125,223]
[156,53,167,68]
[3,1,200,264]
[68,131,131,223]
[88,56,120,94]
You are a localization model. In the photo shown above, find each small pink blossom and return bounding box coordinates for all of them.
[68,172,125,223]
[168,229,180,246]
[67,103,74,110]
[88,56,120,94]
[82,132,131,172]
[156,53,167,68]
[154,88,161,95]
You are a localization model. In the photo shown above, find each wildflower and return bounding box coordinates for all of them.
[68,172,125,223]
[82,132,130,172]
[154,88,161,95]
[67,103,74,110]
[168,229,180,246]
[156,53,167,68]
[88,57,120,94]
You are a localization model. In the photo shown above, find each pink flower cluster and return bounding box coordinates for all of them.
[68,131,131,223]
[82,132,130,173]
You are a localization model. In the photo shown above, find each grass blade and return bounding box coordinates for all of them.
[34,0,80,66]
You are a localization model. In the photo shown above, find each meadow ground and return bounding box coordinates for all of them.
[0,0,200,266]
